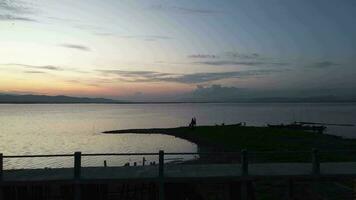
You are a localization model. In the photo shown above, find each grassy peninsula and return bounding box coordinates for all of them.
[104,124,356,162]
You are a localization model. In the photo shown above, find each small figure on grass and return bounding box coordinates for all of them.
[189,117,197,129]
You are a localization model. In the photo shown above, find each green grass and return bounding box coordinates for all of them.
[177,125,354,151]
[106,124,356,162]
[169,125,356,162]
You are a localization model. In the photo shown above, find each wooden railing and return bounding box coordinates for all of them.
[1,149,354,179]
[1,149,356,200]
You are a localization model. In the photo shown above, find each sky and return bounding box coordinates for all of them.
[1,0,356,101]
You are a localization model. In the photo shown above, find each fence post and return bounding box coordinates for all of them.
[240,149,249,200]
[0,154,2,200]
[74,152,82,179]
[286,179,294,200]
[312,148,320,175]
[158,150,165,200]
[241,149,248,176]
[0,153,3,181]
[74,152,82,200]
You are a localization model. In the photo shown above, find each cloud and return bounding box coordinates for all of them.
[47,16,80,23]
[189,52,261,60]
[0,0,33,13]
[152,4,222,15]
[98,69,282,84]
[98,70,175,82]
[0,0,37,22]
[161,70,281,83]
[187,52,288,67]
[224,52,260,59]
[3,63,63,71]
[94,32,114,36]
[112,35,172,41]
[64,79,101,87]
[0,14,36,22]
[188,54,219,59]
[94,33,173,41]
[307,61,340,69]
[59,44,91,51]
[23,70,46,74]
[182,84,251,101]
[196,60,287,66]
[1,63,90,74]
[20,64,60,71]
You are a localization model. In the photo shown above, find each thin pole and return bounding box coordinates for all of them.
[0,153,3,181]
[241,149,248,176]
[74,152,82,200]
[74,152,82,179]
[312,148,320,175]
[0,153,3,200]
[286,179,293,199]
[241,149,248,200]
[158,150,165,200]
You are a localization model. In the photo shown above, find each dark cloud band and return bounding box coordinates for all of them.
[59,44,91,51]
[98,69,282,84]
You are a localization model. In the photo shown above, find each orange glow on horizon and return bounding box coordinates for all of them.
[0,73,193,98]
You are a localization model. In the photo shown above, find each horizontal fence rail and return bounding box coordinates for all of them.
[2,149,356,179]
[2,149,356,200]
[3,154,74,158]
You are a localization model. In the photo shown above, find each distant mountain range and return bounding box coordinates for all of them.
[0,94,123,104]
[0,94,355,104]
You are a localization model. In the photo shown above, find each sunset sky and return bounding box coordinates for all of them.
[1,0,356,100]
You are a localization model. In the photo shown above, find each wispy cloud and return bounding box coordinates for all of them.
[59,44,91,51]
[195,60,287,67]
[188,54,219,59]
[1,63,89,74]
[4,63,63,71]
[0,14,36,22]
[0,0,37,22]
[224,52,260,59]
[98,69,283,84]
[187,51,288,67]
[160,70,281,83]
[189,52,262,60]
[0,0,33,14]
[98,70,175,82]
[110,35,173,41]
[23,70,47,74]
[151,4,222,15]
[47,16,80,23]
[307,61,340,69]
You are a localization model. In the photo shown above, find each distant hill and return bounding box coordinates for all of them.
[1,93,355,104]
[235,96,356,103]
[0,94,125,104]
[174,96,356,103]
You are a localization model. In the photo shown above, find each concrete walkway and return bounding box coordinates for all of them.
[3,162,356,182]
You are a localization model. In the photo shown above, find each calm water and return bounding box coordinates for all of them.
[1,103,356,169]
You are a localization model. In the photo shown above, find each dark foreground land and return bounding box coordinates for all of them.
[104,124,356,162]
[104,124,356,199]
[2,125,355,200]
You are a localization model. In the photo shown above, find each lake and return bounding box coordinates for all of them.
[1,103,355,169]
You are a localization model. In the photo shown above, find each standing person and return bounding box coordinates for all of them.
[189,118,194,128]
[189,117,197,128]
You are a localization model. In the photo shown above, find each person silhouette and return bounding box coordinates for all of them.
[189,117,197,128]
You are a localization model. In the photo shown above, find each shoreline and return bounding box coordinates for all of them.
[103,126,229,153]
[103,125,244,163]
[103,124,356,162]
